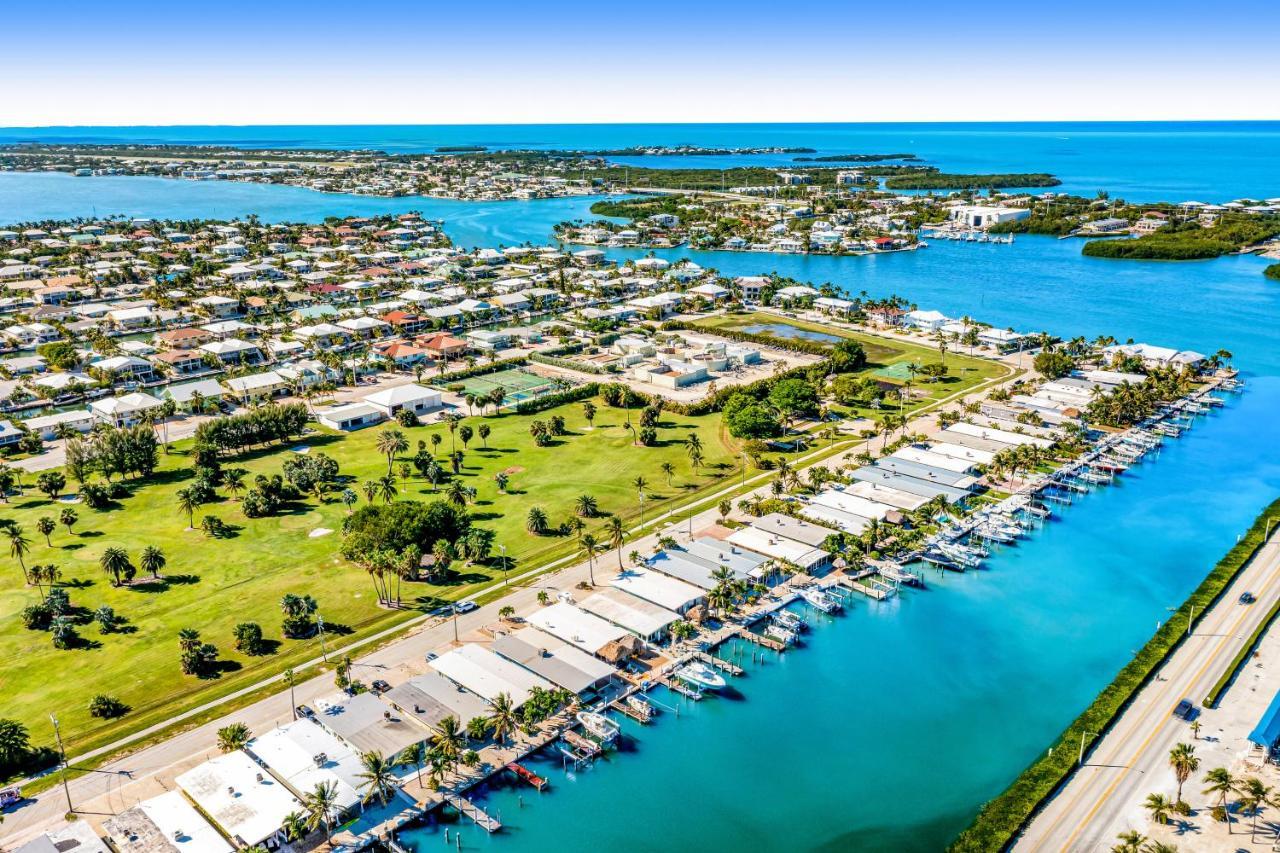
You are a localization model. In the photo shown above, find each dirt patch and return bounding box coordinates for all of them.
[502,466,525,475]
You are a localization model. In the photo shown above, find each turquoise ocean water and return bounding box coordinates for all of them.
[0,123,1277,849]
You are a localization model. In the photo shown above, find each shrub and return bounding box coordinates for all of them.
[233,622,266,655]
[89,694,129,719]
[21,602,52,631]
[395,408,419,427]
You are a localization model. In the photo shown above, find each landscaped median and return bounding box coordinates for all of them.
[1203,597,1280,708]
[949,497,1280,853]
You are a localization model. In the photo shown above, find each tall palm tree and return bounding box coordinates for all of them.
[377,474,398,504]
[357,750,398,806]
[1238,776,1272,837]
[660,461,675,486]
[580,533,598,586]
[1111,830,1147,853]
[7,524,32,584]
[100,546,133,587]
[604,515,625,571]
[486,693,519,747]
[375,428,408,476]
[632,476,647,518]
[395,741,427,787]
[140,545,166,579]
[302,780,341,842]
[1169,742,1199,805]
[1203,766,1236,831]
[176,488,202,529]
[432,715,466,776]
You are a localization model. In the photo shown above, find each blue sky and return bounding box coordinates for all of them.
[4,0,1278,125]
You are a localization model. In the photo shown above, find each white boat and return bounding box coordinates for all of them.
[626,695,656,721]
[800,588,841,613]
[765,623,797,646]
[576,711,620,743]
[675,662,727,690]
[773,610,806,632]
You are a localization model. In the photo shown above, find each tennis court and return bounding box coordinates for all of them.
[450,367,558,403]
[872,361,916,381]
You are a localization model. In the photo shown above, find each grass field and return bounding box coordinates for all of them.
[0,395,751,758]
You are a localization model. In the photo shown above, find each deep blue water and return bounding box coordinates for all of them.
[3,121,1280,200]
[0,143,1277,848]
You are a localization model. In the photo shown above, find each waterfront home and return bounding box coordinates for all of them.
[429,644,554,707]
[222,370,289,401]
[316,402,384,431]
[527,602,632,658]
[577,588,680,643]
[1103,342,1205,369]
[362,383,442,419]
[872,456,979,490]
[150,348,208,376]
[865,306,905,327]
[814,296,854,316]
[466,329,510,351]
[199,339,263,366]
[945,421,1054,449]
[727,523,829,573]
[22,409,94,440]
[175,751,302,851]
[88,391,164,428]
[104,790,231,853]
[0,419,24,448]
[905,309,950,331]
[1,355,46,375]
[491,627,617,696]
[606,565,706,616]
[848,465,972,503]
[418,331,468,361]
[90,354,156,383]
[313,692,431,761]
[384,673,491,731]
[948,205,1030,229]
[844,480,932,512]
[247,719,365,817]
[163,377,225,411]
[15,817,110,853]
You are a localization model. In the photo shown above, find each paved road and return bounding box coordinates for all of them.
[1016,533,1280,851]
[2,344,1019,847]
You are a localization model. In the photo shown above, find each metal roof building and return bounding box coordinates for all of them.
[606,566,705,614]
[384,673,491,730]
[578,588,680,642]
[104,791,231,853]
[429,644,554,707]
[314,692,430,757]
[527,602,630,655]
[492,627,616,695]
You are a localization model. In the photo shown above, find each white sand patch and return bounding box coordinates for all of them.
[309,527,333,538]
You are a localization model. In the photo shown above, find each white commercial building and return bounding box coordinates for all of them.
[104,790,232,853]
[578,588,680,642]
[362,383,443,418]
[175,751,302,850]
[606,566,705,615]
[429,644,554,707]
[247,719,365,815]
[527,602,629,656]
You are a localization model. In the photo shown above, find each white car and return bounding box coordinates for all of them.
[453,601,478,614]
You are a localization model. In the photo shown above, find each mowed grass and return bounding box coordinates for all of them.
[693,312,1009,418]
[0,396,745,757]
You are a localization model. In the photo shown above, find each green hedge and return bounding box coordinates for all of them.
[513,383,599,415]
[950,498,1280,852]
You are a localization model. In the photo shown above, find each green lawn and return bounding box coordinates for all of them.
[0,396,747,758]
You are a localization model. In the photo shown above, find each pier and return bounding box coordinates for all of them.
[733,626,787,652]
[506,761,547,791]
[695,650,744,676]
[444,793,503,833]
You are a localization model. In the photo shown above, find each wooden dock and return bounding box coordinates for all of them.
[834,573,895,600]
[562,729,604,756]
[610,698,650,723]
[445,793,502,833]
[695,650,743,676]
[506,761,547,791]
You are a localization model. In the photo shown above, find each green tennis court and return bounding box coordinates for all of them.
[872,362,916,381]
[451,367,557,402]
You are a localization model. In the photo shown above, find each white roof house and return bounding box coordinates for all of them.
[361,384,442,418]
[577,588,680,642]
[891,445,979,475]
[88,392,164,427]
[808,488,896,521]
[316,402,384,431]
[247,720,364,814]
[429,644,553,707]
[104,790,232,853]
[726,525,829,572]
[845,480,931,511]
[527,602,629,656]
[175,751,301,849]
[606,566,705,615]
[492,627,617,695]
[945,422,1054,449]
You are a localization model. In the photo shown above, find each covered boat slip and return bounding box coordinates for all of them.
[1249,688,1280,748]
[844,479,931,511]
[848,466,972,502]
[579,587,681,642]
[430,643,554,707]
[945,421,1055,449]
[870,456,978,489]
[606,564,706,614]
[528,601,631,655]
[385,672,491,730]
[492,627,616,695]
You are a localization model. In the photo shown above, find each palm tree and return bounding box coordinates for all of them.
[216,721,250,753]
[362,479,379,503]
[604,515,625,570]
[1169,742,1199,805]
[302,779,341,842]
[1203,766,1236,830]
[632,475,647,517]
[282,811,308,845]
[1238,776,1272,837]
[140,545,166,579]
[575,494,598,518]
[526,506,548,534]
[445,479,469,508]
[377,474,398,504]
[1144,792,1173,826]
[176,487,202,529]
[1111,830,1147,853]
[223,468,246,500]
[7,524,32,584]
[660,461,675,486]
[100,546,133,587]
[59,507,78,535]
[357,750,398,806]
[396,741,427,787]
[375,428,408,476]
[580,533,598,586]
[486,693,520,747]
[432,715,466,776]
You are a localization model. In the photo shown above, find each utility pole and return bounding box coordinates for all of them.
[50,714,73,815]
[316,614,328,662]
[1078,730,1096,767]
[500,543,508,586]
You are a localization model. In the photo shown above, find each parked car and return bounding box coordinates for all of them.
[453,600,478,614]
[1174,698,1196,720]
[371,679,391,694]
[1,786,22,809]
[296,704,315,719]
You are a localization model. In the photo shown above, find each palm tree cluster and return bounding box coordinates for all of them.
[988,443,1052,490]
[1086,367,1198,428]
